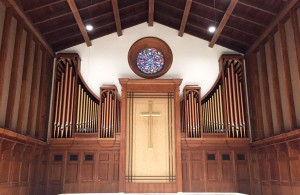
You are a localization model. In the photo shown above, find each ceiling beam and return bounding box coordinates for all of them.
[111,0,122,36]
[67,0,92,47]
[209,0,238,48]
[238,0,277,16]
[148,0,155,26]
[246,0,299,56]
[4,0,54,55]
[179,0,192,37]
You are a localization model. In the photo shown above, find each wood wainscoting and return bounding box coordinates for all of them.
[0,128,49,195]
[181,138,251,194]
[47,138,120,195]
[249,130,300,195]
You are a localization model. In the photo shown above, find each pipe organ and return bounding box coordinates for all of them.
[181,55,248,138]
[181,86,201,138]
[75,77,99,134]
[99,85,120,138]
[51,54,99,138]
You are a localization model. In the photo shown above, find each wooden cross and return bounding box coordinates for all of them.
[140,100,160,149]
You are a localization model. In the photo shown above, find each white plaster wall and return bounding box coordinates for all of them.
[60,22,239,97]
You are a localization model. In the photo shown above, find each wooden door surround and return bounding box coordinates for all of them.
[119,78,183,193]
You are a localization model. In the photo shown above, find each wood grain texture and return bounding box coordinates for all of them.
[111,0,122,36]
[67,0,92,47]
[179,0,192,37]
[148,0,154,26]
[209,0,238,48]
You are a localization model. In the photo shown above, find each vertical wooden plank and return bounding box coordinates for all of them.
[256,51,267,138]
[0,1,7,47]
[5,23,27,129]
[245,54,263,140]
[291,9,300,79]
[278,23,297,131]
[266,36,284,133]
[27,44,43,136]
[35,50,47,138]
[148,0,154,26]
[17,36,35,134]
[259,46,274,136]
[0,10,17,126]
[286,19,300,124]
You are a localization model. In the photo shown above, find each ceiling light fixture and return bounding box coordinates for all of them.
[86,24,93,31]
[208,0,217,33]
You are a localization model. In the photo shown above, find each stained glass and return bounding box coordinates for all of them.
[137,48,164,74]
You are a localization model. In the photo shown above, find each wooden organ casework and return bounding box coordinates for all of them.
[50,54,120,140]
[99,85,120,138]
[181,55,248,139]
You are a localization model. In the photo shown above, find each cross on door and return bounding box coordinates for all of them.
[140,100,160,149]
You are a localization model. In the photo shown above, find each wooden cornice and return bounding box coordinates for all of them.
[209,0,238,48]
[67,0,92,47]
[148,0,155,26]
[4,0,54,55]
[111,0,122,36]
[179,0,192,37]
[246,0,299,56]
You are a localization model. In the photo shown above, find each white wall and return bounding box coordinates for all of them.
[60,22,239,97]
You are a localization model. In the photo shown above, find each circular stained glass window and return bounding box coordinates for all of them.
[128,37,173,79]
[137,48,164,74]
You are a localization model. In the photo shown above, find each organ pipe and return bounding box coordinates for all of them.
[51,54,99,138]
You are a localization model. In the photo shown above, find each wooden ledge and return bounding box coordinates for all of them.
[250,129,300,148]
[0,127,48,147]
[181,137,250,148]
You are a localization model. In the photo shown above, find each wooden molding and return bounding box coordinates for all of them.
[246,0,299,56]
[209,0,238,48]
[67,0,92,47]
[5,0,54,55]
[148,0,154,26]
[111,0,122,36]
[179,0,192,37]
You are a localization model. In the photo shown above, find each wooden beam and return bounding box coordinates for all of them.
[148,0,154,26]
[111,0,122,36]
[209,0,238,48]
[238,0,277,16]
[25,0,65,13]
[290,9,300,80]
[179,0,192,37]
[67,0,92,47]
[246,0,299,56]
[5,0,54,55]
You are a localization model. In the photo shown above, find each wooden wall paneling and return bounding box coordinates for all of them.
[17,36,35,134]
[273,31,292,132]
[284,17,300,128]
[267,35,284,133]
[287,141,300,194]
[205,151,219,191]
[258,148,272,195]
[277,143,293,194]
[256,51,268,138]
[35,52,53,139]
[0,9,17,127]
[0,0,7,47]
[64,152,80,193]
[236,152,251,194]
[220,151,236,192]
[266,146,281,195]
[26,43,43,136]
[259,46,274,136]
[191,151,204,192]
[48,152,64,195]
[290,8,300,126]
[181,151,190,191]
[5,22,27,130]
[278,22,297,130]
[245,54,264,140]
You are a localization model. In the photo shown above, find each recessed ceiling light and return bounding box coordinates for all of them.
[208,26,216,33]
[86,24,93,31]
